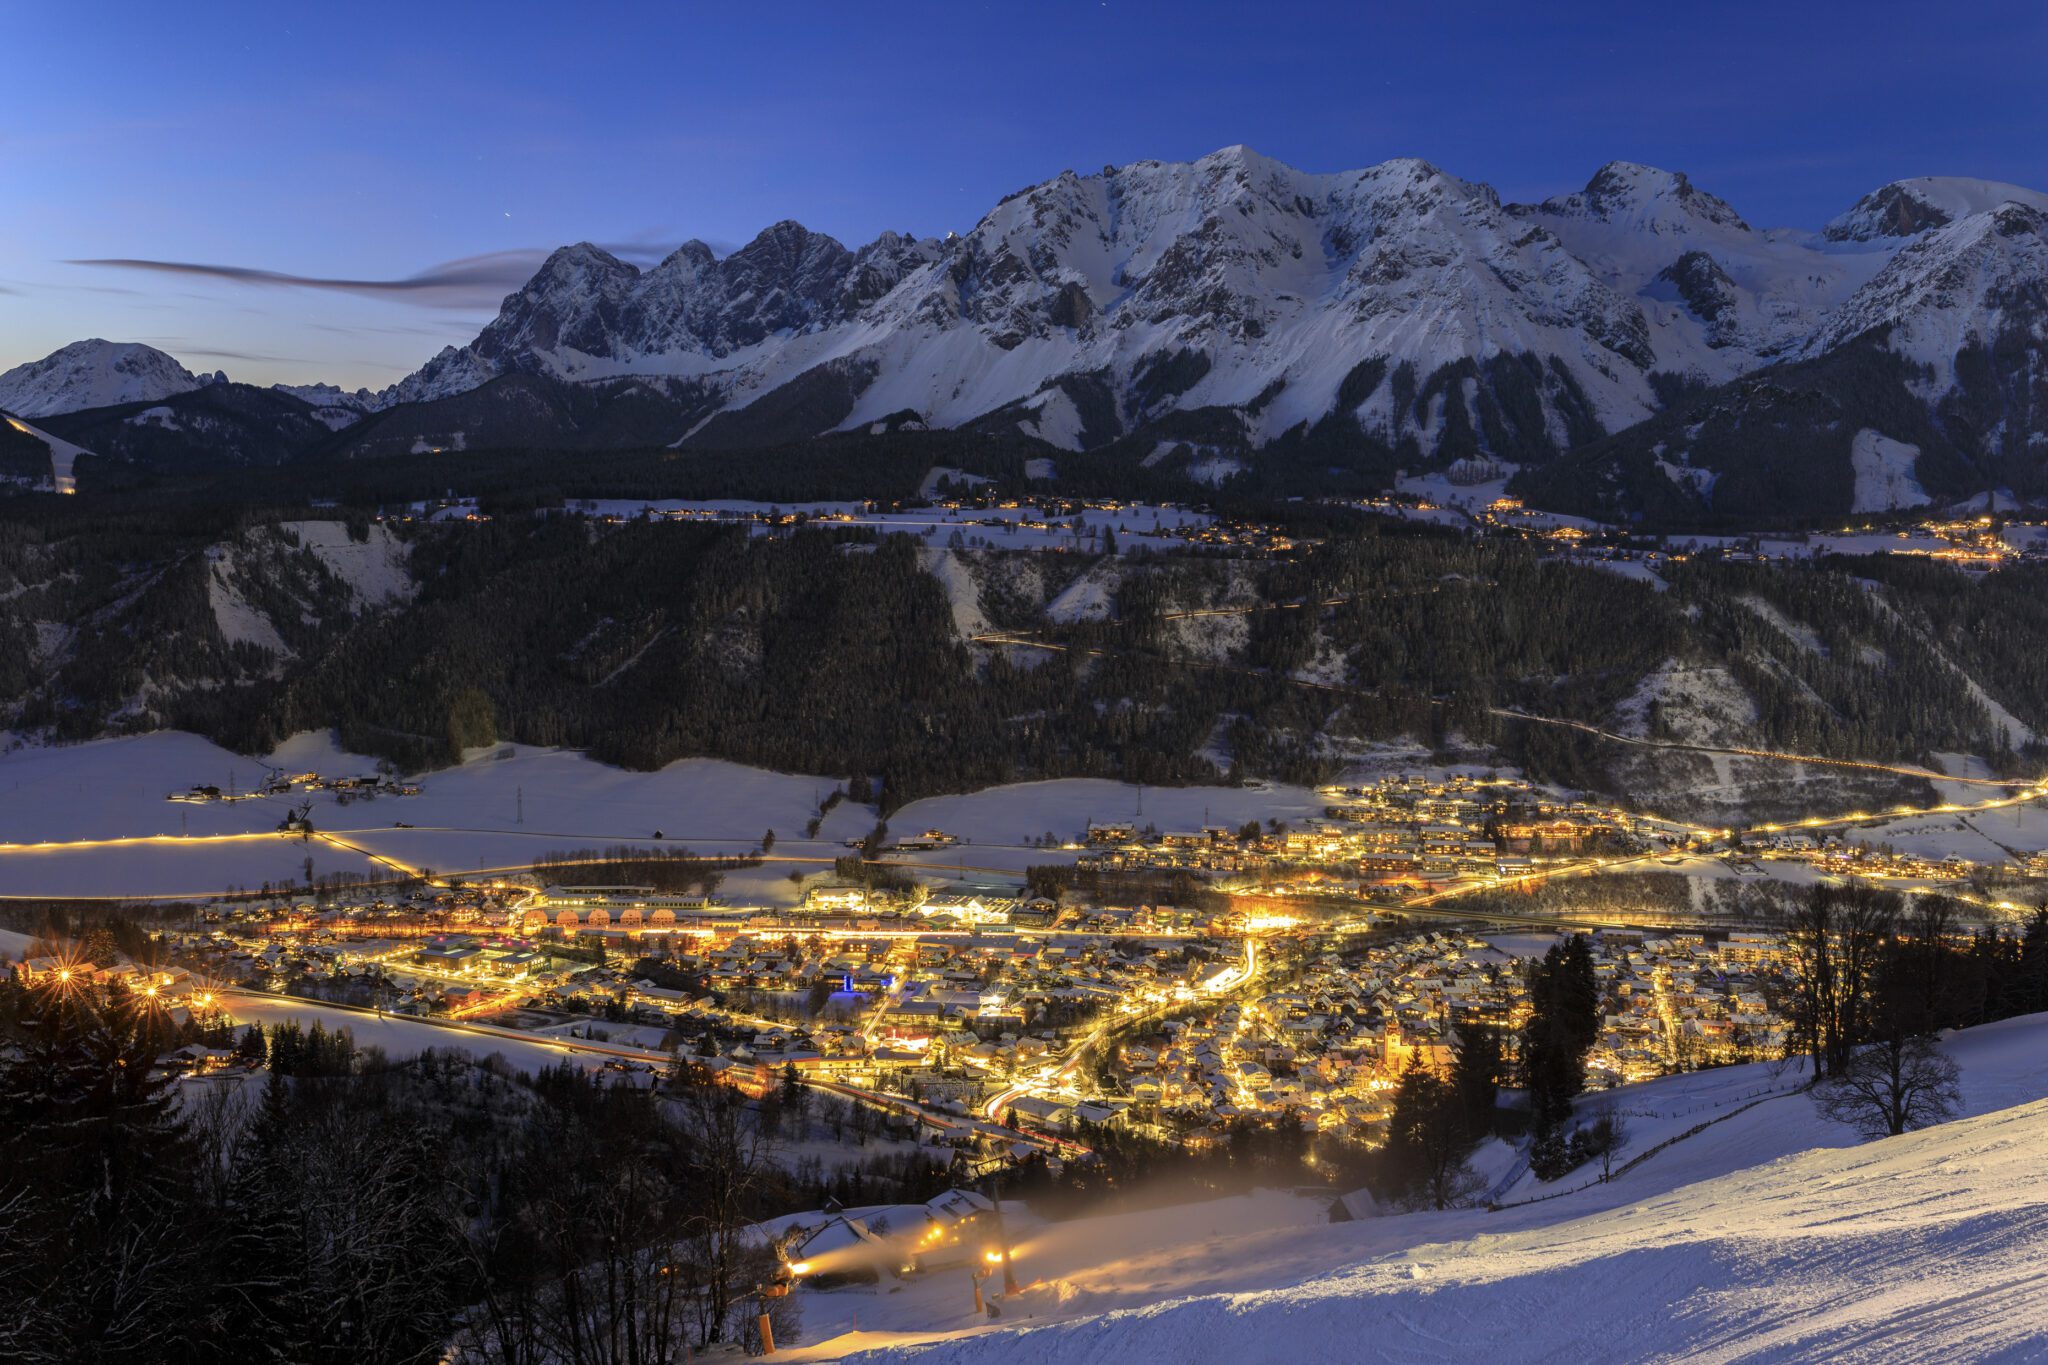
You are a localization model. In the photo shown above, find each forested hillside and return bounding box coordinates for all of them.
[7,482,2047,816]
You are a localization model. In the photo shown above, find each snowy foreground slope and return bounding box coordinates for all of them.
[800,1018,2048,1364]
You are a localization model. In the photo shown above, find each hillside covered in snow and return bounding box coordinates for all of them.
[0,339,213,418]
[805,1014,2048,1363]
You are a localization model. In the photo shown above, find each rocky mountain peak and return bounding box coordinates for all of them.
[1539,161,1749,233]
[534,241,636,284]
[659,240,720,271]
[1823,177,2048,244]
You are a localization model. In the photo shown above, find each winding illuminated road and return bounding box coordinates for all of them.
[979,936,1262,1123]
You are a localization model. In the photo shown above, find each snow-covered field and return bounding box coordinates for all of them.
[888,777,1329,847]
[794,1013,2048,1363]
[0,733,1337,899]
[0,728,2023,903]
[0,732,881,898]
[219,993,614,1075]
[0,837,388,901]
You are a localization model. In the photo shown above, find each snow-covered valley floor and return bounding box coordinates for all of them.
[782,1015,2048,1363]
[0,731,1356,899]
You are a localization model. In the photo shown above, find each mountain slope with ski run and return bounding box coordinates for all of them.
[797,1014,2048,1364]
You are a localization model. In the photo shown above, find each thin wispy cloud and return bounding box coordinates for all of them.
[310,321,479,338]
[6,279,146,297]
[68,241,690,310]
[185,347,320,365]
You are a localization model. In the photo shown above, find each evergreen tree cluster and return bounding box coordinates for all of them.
[0,977,854,1363]
[9,492,2048,809]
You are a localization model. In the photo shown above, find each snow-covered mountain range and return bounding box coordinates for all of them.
[350,152,2047,468]
[8,152,2045,517]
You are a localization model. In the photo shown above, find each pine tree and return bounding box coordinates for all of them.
[0,979,199,1359]
[1449,1021,1503,1134]
[216,1071,319,1363]
[1528,1122,1574,1182]
[1380,1054,1482,1210]
[2019,907,2048,1015]
[1522,938,1598,1130]
[1556,935,1601,1054]
[780,1060,808,1135]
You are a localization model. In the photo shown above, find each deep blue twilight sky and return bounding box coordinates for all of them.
[5,0,2044,389]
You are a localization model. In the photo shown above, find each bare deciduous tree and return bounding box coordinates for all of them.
[1585,1099,1630,1182]
[1785,884,1898,1077]
[674,1071,777,1345]
[1814,1036,1963,1139]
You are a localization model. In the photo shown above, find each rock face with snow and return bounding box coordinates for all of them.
[272,382,379,430]
[352,150,2047,497]
[1510,161,1892,378]
[385,225,943,407]
[1823,176,2048,243]
[1814,201,2048,376]
[1510,169,2048,521]
[368,150,1676,460]
[14,154,2047,514]
[0,340,208,418]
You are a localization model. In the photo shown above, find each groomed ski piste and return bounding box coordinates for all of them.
[772,1014,2048,1363]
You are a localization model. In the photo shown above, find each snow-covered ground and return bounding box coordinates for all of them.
[0,728,2022,903]
[1394,467,1517,511]
[790,1013,2048,1362]
[0,734,1340,899]
[1848,428,1931,513]
[283,520,414,607]
[887,777,1330,847]
[219,993,613,1075]
[1044,561,1119,623]
[0,837,388,901]
[1575,555,1667,590]
[0,732,876,898]
[919,548,993,639]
